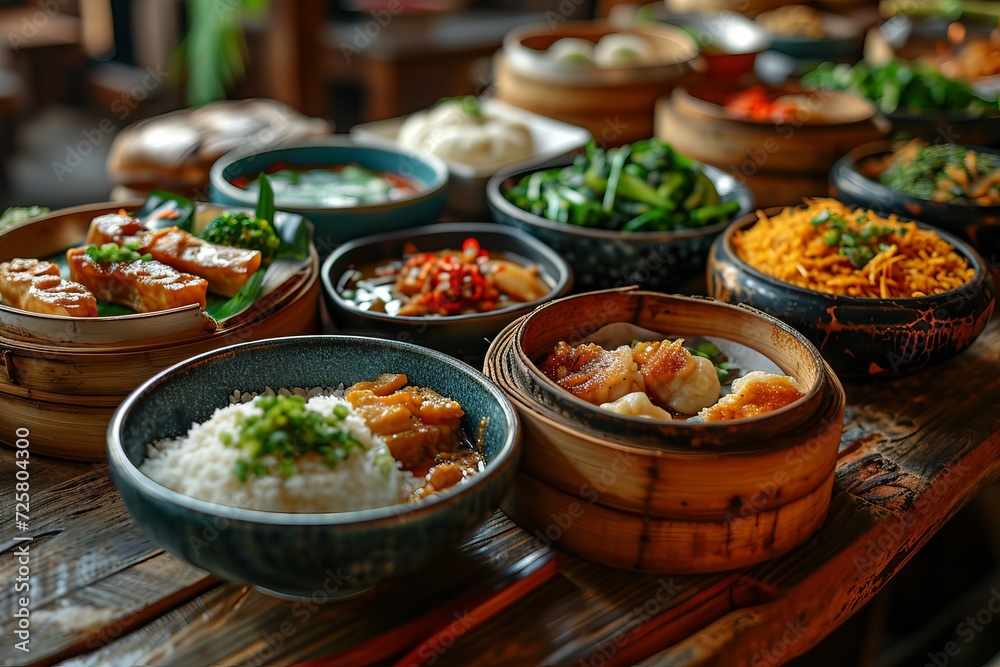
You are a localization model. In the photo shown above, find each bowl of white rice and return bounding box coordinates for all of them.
[107,335,521,599]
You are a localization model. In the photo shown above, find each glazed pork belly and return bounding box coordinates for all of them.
[67,248,208,313]
[86,214,262,297]
[0,258,98,317]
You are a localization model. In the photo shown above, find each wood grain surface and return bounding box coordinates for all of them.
[0,318,997,667]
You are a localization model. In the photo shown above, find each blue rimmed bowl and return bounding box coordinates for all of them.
[107,335,520,599]
[209,137,449,256]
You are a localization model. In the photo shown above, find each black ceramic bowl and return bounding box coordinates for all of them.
[321,223,573,362]
[886,109,1000,150]
[486,162,753,292]
[707,208,996,378]
[830,141,1000,262]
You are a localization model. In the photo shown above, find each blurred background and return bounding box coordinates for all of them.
[0,1,997,665]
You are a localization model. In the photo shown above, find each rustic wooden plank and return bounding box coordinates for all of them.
[634,322,1000,666]
[4,320,996,667]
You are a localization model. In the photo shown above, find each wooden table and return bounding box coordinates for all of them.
[1,317,998,667]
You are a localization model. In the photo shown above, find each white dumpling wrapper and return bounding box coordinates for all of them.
[593,33,653,68]
[397,102,534,167]
[600,391,673,420]
[546,38,596,67]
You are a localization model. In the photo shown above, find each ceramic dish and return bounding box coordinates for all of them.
[829,141,1000,257]
[350,98,591,218]
[108,335,520,599]
[707,207,996,377]
[321,223,572,361]
[486,160,752,292]
[209,137,449,255]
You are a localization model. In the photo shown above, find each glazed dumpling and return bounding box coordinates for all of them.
[593,33,653,68]
[600,392,673,420]
[397,99,534,168]
[547,38,596,67]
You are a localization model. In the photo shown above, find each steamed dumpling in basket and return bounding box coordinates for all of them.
[397,98,535,169]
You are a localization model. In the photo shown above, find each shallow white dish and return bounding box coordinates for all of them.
[351,98,592,217]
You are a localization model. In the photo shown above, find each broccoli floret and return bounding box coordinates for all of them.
[201,212,281,260]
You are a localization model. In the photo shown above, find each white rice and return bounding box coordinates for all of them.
[140,395,414,513]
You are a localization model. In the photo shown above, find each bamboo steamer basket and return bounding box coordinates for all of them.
[495,22,699,147]
[0,202,321,460]
[483,288,845,573]
[656,87,890,207]
[664,0,797,16]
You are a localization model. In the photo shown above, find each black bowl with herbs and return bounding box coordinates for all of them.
[708,205,996,378]
[486,139,753,292]
[801,60,1000,147]
[830,140,1000,261]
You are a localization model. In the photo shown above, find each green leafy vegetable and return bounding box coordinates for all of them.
[134,191,196,232]
[0,206,49,231]
[879,143,999,202]
[504,139,740,233]
[85,242,152,264]
[801,60,999,116]
[227,395,370,481]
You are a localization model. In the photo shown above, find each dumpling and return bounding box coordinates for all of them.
[631,339,721,415]
[539,342,645,405]
[698,372,804,422]
[593,33,653,68]
[547,38,596,67]
[600,392,672,420]
[397,99,534,167]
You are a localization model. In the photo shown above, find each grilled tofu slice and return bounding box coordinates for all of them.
[67,248,208,313]
[0,258,61,306]
[0,258,98,317]
[84,216,262,297]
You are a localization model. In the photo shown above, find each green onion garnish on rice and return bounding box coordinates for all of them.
[228,394,366,481]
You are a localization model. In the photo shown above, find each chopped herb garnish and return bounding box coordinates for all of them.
[85,242,152,264]
[201,211,281,261]
[813,213,900,269]
[225,395,368,481]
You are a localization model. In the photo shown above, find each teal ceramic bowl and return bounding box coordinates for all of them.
[107,335,520,599]
[209,137,449,256]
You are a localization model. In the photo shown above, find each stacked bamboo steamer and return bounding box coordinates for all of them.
[0,202,320,460]
[495,21,699,146]
[484,289,845,574]
[656,87,890,207]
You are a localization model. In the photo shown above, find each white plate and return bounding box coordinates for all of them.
[350,98,591,217]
